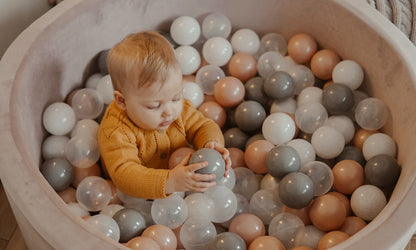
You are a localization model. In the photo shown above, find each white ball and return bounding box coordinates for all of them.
[183,81,204,108]
[362,133,397,160]
[262,112,296,145]
[67,202,90,217]
[311,126,345,159]
[85,73,103,89]
[96,75,114,105]
[202,12,232,39]
[175,45,201,75]
[42,135,70,160]
[170,16,201,45]
[270,97,297,115]
[230,28,260,55]
[202,37,233,66]
[287,139,316,167]
[332,59,364,90]
[324,115,355,144]
[351,185,386,221]
[42,102,76,136]
[297,86,323,107]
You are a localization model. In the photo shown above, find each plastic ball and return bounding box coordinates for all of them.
[229,213,266,246]
[86,214,120,242]
[201,12,232,39]
[364,154,401,188]
[331,159,364,195]
[100,204,125,217]
[262,112,296,145]
[266,145,301,179]
[85,73,102,89]
[244,77,269,108]
[244,139,274,174]
[70,88,104,120]
[287,33,317,64]
[362,132,396,160]
[205,185,238,223]
[214,76,245,107]
[288,64,315,95]
[65,135,100,168]
[151,193,188,229]
[264,71,295,99]
[270,97,297,115]
[278,172,314,209]
[258,32,288,56]
[142,224,177,250]
[76,176,112,212]
[335,145,366,167]
[170,16,201,45]
[223,127,249,150]
[195,65,225,95]
[126,236,161,250]
[352,128,378,150]
[309,193,347,231]
[311,126,345,159]
[317,231,349,249]
[355,97,390,130]
[322,83,354,115]
[257,51,287,78]
[340,216,367,236]
[294,225,326,249]
[295,102,328,134]
[217,167,236,190]
[40,158,74,192]
[286,139,316,167]
[209,232,246,250]
[199,101,226,127]
[183,81,204,108]
[58,187,77,203]
[42,102,76,136]
[249,189,283,225]
[184,192,215,221]
[332,60,364,90]
[228,147,247,169]
[202,37,233,66]
[42,135,70,160]
[233,167,260,200]
[168,147,195,169]
[230,28,260,55]
[189,148,226,182]
[249,235,285,250]
[310,49,341,80]
[113,208,146,242]
[180,217,217,250]
[71,163,101,188]
[324,115,355,144]
[96,75,114,105]
[175,45,201,75]
[351,185,387,221]
[299,161,334,196]
[234,101,266,133]
[260,173,280,190]
[297,86,323,107]
[268,212,305,249]
[228,52,257,82]
[71,119,100,139]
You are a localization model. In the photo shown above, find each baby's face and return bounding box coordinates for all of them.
[123,68,184,132]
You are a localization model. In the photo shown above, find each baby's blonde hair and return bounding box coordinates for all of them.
[107,31,178,92]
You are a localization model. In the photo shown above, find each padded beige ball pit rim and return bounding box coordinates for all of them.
[0,0,416,249]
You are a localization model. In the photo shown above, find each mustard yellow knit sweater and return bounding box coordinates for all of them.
[97,99,224,199]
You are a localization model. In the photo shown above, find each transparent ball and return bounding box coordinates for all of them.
[86,214,120,242]
[42,102,76,136]
[299,161,334,196]
[232,167,260,200]
[355,97,389,130]
[65,135,100,168]
[230,28,260,55]
[195,64,225,95]
[151,193,188,229]
[204,185,237,223]
[286,139,316,167]
[268,212,305,249]
[170,16,201,46]
[324,115,355,144]
[175,45,201,75]
[184,192,215,221]
[295,102,328,134]
[257,51,287,78]
[249,189,283,225]
[180,217,216,250]
[76,176,112,212]
[201,12,232,39]
[71,88,104,119]
[202,37,233,66]
[288,64,316,96]
[297,86,323,107]
[311,126,345,159]
[258,32,288,56]
[217,167,236,190]
[294,225,326,249]
[270,97,297,115]
[70,119,100,139]
[99,204,125,217]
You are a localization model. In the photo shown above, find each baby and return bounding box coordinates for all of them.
[98,31,231,199]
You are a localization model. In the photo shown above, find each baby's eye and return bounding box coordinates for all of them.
[173,94,183,102]
[147,103,160,110]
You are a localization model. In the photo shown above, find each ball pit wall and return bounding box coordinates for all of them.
[0,0,415,249]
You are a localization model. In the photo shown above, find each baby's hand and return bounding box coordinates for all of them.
[165,152,217,194]
[204,141,231,177]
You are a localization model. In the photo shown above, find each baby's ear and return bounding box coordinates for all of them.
[113,90,127,110]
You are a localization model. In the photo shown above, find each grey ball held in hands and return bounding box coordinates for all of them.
[189,148,225,182]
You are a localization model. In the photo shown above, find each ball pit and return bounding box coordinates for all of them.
[1,0,416,249]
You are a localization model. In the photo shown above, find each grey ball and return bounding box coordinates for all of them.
[113,208,146,243]
[322,83,354,115]
[278,172,314,209]
[245,77,269,108]
[234,100,266,133]
[224,127,249,150]
[189,148,225,182]
[40,158,74,192]
[209,232,247,250]
[365,154,401,188]
[264,71,295,99]
[266,145,301,179]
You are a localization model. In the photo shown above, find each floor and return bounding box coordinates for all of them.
[0,179,415,250]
